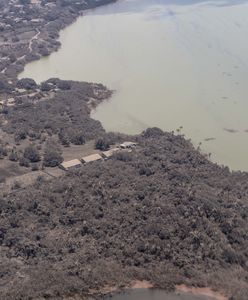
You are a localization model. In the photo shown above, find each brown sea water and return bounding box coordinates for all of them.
[20,0,248,170]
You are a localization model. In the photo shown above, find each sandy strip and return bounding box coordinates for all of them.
[89,281,228,300]
[88,280,153,296]
[176,284,228,300]
[131,280,154,289]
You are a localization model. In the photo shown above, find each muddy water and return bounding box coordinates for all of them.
[103,289,222,300]
[20,0,248,171]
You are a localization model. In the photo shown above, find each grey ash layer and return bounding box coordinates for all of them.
[0,1,248,300]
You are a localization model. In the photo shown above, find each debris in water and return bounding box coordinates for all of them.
[223,128,239,133]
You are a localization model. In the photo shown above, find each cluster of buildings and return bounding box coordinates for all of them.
[60,142,137,171]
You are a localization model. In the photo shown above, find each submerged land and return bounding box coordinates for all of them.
[0,0,248,299]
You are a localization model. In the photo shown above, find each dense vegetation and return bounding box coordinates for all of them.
[0,0,117,79]
[3,79,110,143]
[0,79,112,175]
[0,1,247,299]
[0,129,247,299]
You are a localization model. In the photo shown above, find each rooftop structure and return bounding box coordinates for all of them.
[60,159,82,171]
[7,98,15,106]
[81,153,102,164]
[120,141,137,149]
[102,148,119,159]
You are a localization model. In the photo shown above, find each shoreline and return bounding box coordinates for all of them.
[1,2,248,300]
[88,280,228,300]
[176,284,228,300]
[1,0,118,82]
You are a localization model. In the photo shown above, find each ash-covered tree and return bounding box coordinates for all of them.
[17,78,37,90]
[9,149,19,162]
[9,53,17,63]
[19,0,31,5]
[142,127,164,138]
[40,82,52,92]
[0,145,7,159]
[14,129,27,144]
[57,80,71,90]
[58,129,70,147]
[0,79,11,92]
[43,139,63,167]
[19,157,30,168]
[23,145,40,163]
[70,130,85,145]
[95,138,110,151]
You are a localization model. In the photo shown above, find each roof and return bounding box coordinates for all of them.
[15,88,26,93]
[102,148,119,158]
[82,153,102,163]
[60,159,82,170]
[7,98,15,106]
[31,18,42,23]
[120,141,137,148]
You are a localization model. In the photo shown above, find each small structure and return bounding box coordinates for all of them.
[31,0,41,4]
[7,98,15,106]
[15,88,26,94]
[31,18,42,24]
[60,159,82,171]
[120,141,137,149]
[102,148,119,159]
[81,153,102,164]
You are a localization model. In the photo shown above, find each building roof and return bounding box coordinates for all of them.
[82,153,102,163]
[102,148,119,158]
[6,98,15,107]
[60,159,82,170]
[120,141,137,148]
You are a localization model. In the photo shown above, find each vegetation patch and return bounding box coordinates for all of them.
[0,130,247,299]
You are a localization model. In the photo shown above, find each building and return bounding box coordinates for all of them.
[120,141,137,149]
[81,153,102,164]
[7,98,15,106]
[102,148,119,159]
[60,159,82,171]
[15,88,26,94]
[31,18,42,24]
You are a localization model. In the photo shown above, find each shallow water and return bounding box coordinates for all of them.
[103,289,219,300]
[20,0,248,170]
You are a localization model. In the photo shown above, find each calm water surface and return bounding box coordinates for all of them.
[20,0,248,170]
[103,289,220,300]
